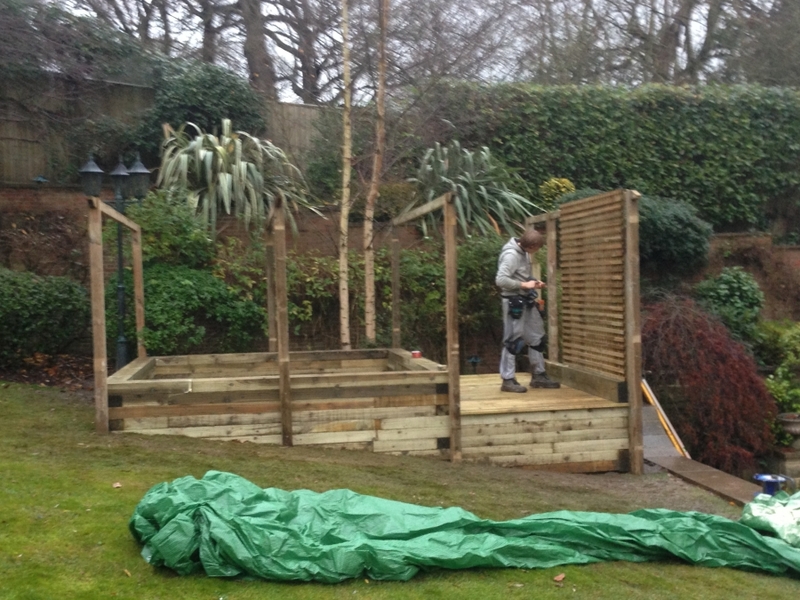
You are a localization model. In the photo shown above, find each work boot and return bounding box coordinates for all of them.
[500,378,527,393]
[530,372,560,389]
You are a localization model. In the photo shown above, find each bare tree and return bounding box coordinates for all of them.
[70,0,176,53]
[338,0,353,349]
[362,0,387,343]
[238,0,279,98]
[731,0,800,86]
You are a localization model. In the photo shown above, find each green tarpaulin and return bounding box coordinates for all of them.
[129,470,800,583]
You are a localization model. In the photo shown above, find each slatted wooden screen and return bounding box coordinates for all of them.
[558,190,626,378]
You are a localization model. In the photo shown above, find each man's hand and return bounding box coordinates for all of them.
[520,280,546,290]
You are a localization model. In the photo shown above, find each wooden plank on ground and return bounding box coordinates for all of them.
[292,430,377,445]
[483,449,624,467]
[525,460,620,473]
[373,438,439,453]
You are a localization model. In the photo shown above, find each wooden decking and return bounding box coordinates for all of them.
[461,374,622,414]
[107,355,631,473]
[459,374,630,472]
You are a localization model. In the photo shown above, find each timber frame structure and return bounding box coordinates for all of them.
[90,190,643,474]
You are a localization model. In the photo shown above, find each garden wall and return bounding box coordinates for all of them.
[705,234,800,320]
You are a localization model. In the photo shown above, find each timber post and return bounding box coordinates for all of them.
[87,197,146,434]
[546,212,559,363]
[624,190,644,474]
[273,196,293,446]
[131,227,146,360]
[391,227,401,348]
[265,227,278,353]
[88,198,109,434]
[443,193,462,460]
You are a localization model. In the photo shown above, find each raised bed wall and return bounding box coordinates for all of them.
[107,349,451,456]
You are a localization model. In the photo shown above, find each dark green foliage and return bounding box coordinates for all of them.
[410,141,540,237]
[765,324,800,416]
[694,267,764,342]
[421,84,800,229]
[559,189,712,275]
[0,268,89,367]
[134,62,266,164]
[753,320,796,369]
[108,265,266,356]
[125,189,215,268]
[304,106,375,204]
[638,196,712,275]
[207,237,503,361]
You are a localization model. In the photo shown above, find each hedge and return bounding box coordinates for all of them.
[422,84,800,229]
[0,268,90,368]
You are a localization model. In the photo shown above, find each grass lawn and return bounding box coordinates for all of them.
[1,381,798,599]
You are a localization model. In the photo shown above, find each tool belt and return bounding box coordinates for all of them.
[506,292,538,319]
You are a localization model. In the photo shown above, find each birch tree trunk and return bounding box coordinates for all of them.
[338,0,353,350]
[363,0,388,343]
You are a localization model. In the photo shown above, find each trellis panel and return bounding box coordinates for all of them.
[559,191,626,378]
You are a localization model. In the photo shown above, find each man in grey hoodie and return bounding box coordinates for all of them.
[495,228,560,393]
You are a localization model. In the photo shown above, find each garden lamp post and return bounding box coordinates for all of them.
[127,152,151,203]
[80,153,149,372]
[110,157,130,371]
[79,155,104,198]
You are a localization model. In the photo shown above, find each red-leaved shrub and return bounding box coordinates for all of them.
[642,296,777,476]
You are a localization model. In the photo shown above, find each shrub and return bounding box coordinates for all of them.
[539,178,575,210]
[694,267,764,342]
[0,268,90,367]
[134,61,266,164]
[752,320,795,369]
[642,296,777,475]
[409,141,540,237]
[558,189,713,276]
[638,196,712,275]
[765,324,800,416]
[108,264,266,356]
[125,189,215,268]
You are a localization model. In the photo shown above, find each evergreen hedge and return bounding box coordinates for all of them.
[423,84,800,229]
[0,268,90,368]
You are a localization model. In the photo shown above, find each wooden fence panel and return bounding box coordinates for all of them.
[559,190,626,378]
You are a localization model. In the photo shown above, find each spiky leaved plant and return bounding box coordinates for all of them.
[157,119,312,235]
[408,141,542,237]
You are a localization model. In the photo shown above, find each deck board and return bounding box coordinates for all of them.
[460,374,623,415]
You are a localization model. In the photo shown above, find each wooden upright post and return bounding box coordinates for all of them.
[265,227,278,353]
[391,228,401,348]
[546,213,559,363]
[87,199,109,434]
[624,190,643,474]
[131,228,146,360]
[273,197,293,446]
[443,193,461,460]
